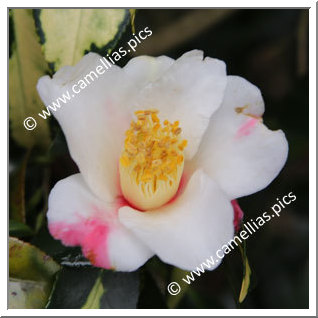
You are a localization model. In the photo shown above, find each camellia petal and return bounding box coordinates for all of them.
[37,53,135,202]
[118,170,234,271]
[192,76,288,199]
[37,51,227,201]
[134,50,228,160]
[47,173,154,271]
[123,55,174,88]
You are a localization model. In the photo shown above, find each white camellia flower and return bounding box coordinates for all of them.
[37,50,288,272]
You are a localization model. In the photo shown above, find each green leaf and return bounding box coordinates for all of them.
[82,271,104,309]
[9,237,60,308]
[9,9,51,149]
[46,267,101,308]
[100,270,140,308]
[138,268,167,309]
[47,267,140,309]
[238,242,252,303]
[9,150,30,223]
[9,220,34,238]
[167,267,190,309]
[129,9,136,34]
[9,278,50,309]
[37,9,131,71]
[9,237,60,281]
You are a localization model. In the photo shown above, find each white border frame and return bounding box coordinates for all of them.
[3,1,316,316]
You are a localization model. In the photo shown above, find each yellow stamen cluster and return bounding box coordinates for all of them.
[119,109,187,210]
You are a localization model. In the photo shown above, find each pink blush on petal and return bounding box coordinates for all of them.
[231,199,244,232]
[48,217,111,269]
[81,219,110,268]
[236,117,259,138]
[49,222,85,246]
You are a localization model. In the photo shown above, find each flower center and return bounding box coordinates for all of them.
[119,109,187,210]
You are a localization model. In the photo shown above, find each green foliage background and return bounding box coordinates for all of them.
[9,9,309,309]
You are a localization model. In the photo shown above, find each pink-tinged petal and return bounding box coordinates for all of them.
[192,76,288,199]
[231,200,244,232]
[49,218,110,268]
[236,117,260,138]
[47,173,153,271]
[119,170,234,271]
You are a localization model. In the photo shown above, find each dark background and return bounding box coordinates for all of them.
[118,9,309,309]
[10,9,309,309]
